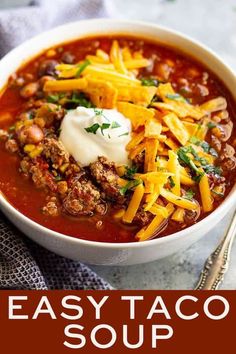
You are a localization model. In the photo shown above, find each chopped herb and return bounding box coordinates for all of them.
[57,128,62,136]
[212,189,224,197]
[111,121,121,129]
[93,108,109,121]
[47,94,60,103]
[189,136,218,157]
[120,179,142,195]
[169,176,175,188]
[184,189,195,200]
[66,92,94,108]
[150,94,161,103]
[94,108,103,116]
[84,123,100,134]
[177,146,204,181]
[100,123,110,135]
[166,93,187,103]
[124,165,138,179]
[177,145,221,181]
[29,111,35,120]
[118,132,129,137]
[76,59,91,77]
[55,175,62,181]
[141,78,160,87]
[207,122,217,129]
[203,164,222,176]
[84,121,113,137]
[8,125,15,132]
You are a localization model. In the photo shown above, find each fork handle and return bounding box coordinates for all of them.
[195,212,236,290]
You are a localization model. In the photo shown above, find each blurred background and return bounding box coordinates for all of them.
[0,0,236,289]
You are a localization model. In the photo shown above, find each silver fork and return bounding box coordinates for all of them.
[195,211,236,290]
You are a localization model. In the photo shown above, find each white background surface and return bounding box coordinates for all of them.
[1,0,236,289]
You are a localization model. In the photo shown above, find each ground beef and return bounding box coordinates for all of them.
[29,159,57,192]
[90,156,124,204]
[133,209,153,227]
[63,177,106,216]
[42,137,70,168]
[57,181,68,196]
[42,196,60,216]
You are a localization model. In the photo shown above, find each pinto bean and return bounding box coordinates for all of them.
[39,75,55,88]
[35,103,65,127]
[20,82,39,98]
[220,144,235,160]
[57,181,68,195]
[38,59,58,77]
[210,135,221,152]
[17,124,44,144]
[61,51,75,64]
[222,157,236,170]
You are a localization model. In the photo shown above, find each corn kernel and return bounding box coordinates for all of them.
[24,144,35,152]
[116,165,126,177]
[60,163,69,173]
[46,49,57,58]
[29,146,43,158]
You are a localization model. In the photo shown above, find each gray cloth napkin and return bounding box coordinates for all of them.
[0,0,112,290]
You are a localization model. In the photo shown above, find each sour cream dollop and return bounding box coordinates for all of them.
[59,107,131,166]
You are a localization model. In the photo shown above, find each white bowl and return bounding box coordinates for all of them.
[0,19,235,265]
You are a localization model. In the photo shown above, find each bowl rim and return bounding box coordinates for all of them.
[0,18,235,249]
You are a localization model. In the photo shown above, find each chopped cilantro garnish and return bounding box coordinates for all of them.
[177,145,221,181]
[166,93,187,103]
[93,108,109,121]
[169,176,175,188]
[207,122,217,129]
[189,136,218,157]
[184,189,195,200]
[47,94,61,103]
[84,123,100,134]
[111,121,121,129]
[177,146,204,181]
[75,59,91,77]
[8,125,15,132]
[212,189,224,197]
[100,123,110,135]
[141,78,160,87]
[29,111,35,120]
[118,132,129,137]
[94,108,103,116]
[66,92,94,108]
[124,165,138,179]
[85,118,122,137]
[120,179,142,195]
